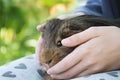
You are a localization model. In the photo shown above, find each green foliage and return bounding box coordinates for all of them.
[0,0,77,65]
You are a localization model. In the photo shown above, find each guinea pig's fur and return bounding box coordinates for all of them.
[39,15,120,80]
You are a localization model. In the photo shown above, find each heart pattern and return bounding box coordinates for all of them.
[37,69,46,76]
[0,54,119,80]
[107,71,119,77]
[99,79,105,80]
[2,71,16,78]
[14,63,27,69]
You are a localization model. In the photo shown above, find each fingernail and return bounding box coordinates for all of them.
[61,39,70,45]
[50,75,54,78]
[50,75,54,77]
[47,69,52,75]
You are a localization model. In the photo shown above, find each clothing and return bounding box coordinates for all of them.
[0,54,120,80]
[73,0,120,19]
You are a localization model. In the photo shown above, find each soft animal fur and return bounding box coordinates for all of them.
[39,15,120,80]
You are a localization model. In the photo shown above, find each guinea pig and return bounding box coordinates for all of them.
[39,15,120,80]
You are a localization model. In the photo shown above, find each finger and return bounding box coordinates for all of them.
[37,24,45,32]
[76,65,102,77]
[48,38,97,78]
[61,27,100,47]
[35,37,43,64]
[47,43,90,75]
[49,58,90,79]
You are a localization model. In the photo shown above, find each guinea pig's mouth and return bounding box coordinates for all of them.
[41,59,52,71]
[41,63,50,71]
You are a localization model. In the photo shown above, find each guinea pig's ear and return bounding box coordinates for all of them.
[44,18,62,31]
[60,21,84,38]
[42,18,62,38]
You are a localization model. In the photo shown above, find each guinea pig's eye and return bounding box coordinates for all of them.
[46,59,52,65]
[57,41,62,47]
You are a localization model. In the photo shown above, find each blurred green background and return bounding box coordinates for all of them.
[0,0,82,65]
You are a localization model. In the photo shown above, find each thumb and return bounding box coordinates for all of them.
[35,37,43,64]
[61,27,100,47]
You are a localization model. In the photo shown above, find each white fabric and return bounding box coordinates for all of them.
[0,54,119,80]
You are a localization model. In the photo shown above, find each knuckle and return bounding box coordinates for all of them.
[83,46,92,54]
[92,64,105,72]
[85,57,98,66]
[62,73,73,79]
[86,59,96,66]
[88,27,97,32]
[87,27,100,36]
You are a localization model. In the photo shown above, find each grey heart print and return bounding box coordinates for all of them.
[14,63,27,69]
[2,71,16,78]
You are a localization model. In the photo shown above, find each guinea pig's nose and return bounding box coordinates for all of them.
[42,59,52,70]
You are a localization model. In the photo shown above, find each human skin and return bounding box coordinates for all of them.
[36,14,120,79]
[47,26,120,79]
